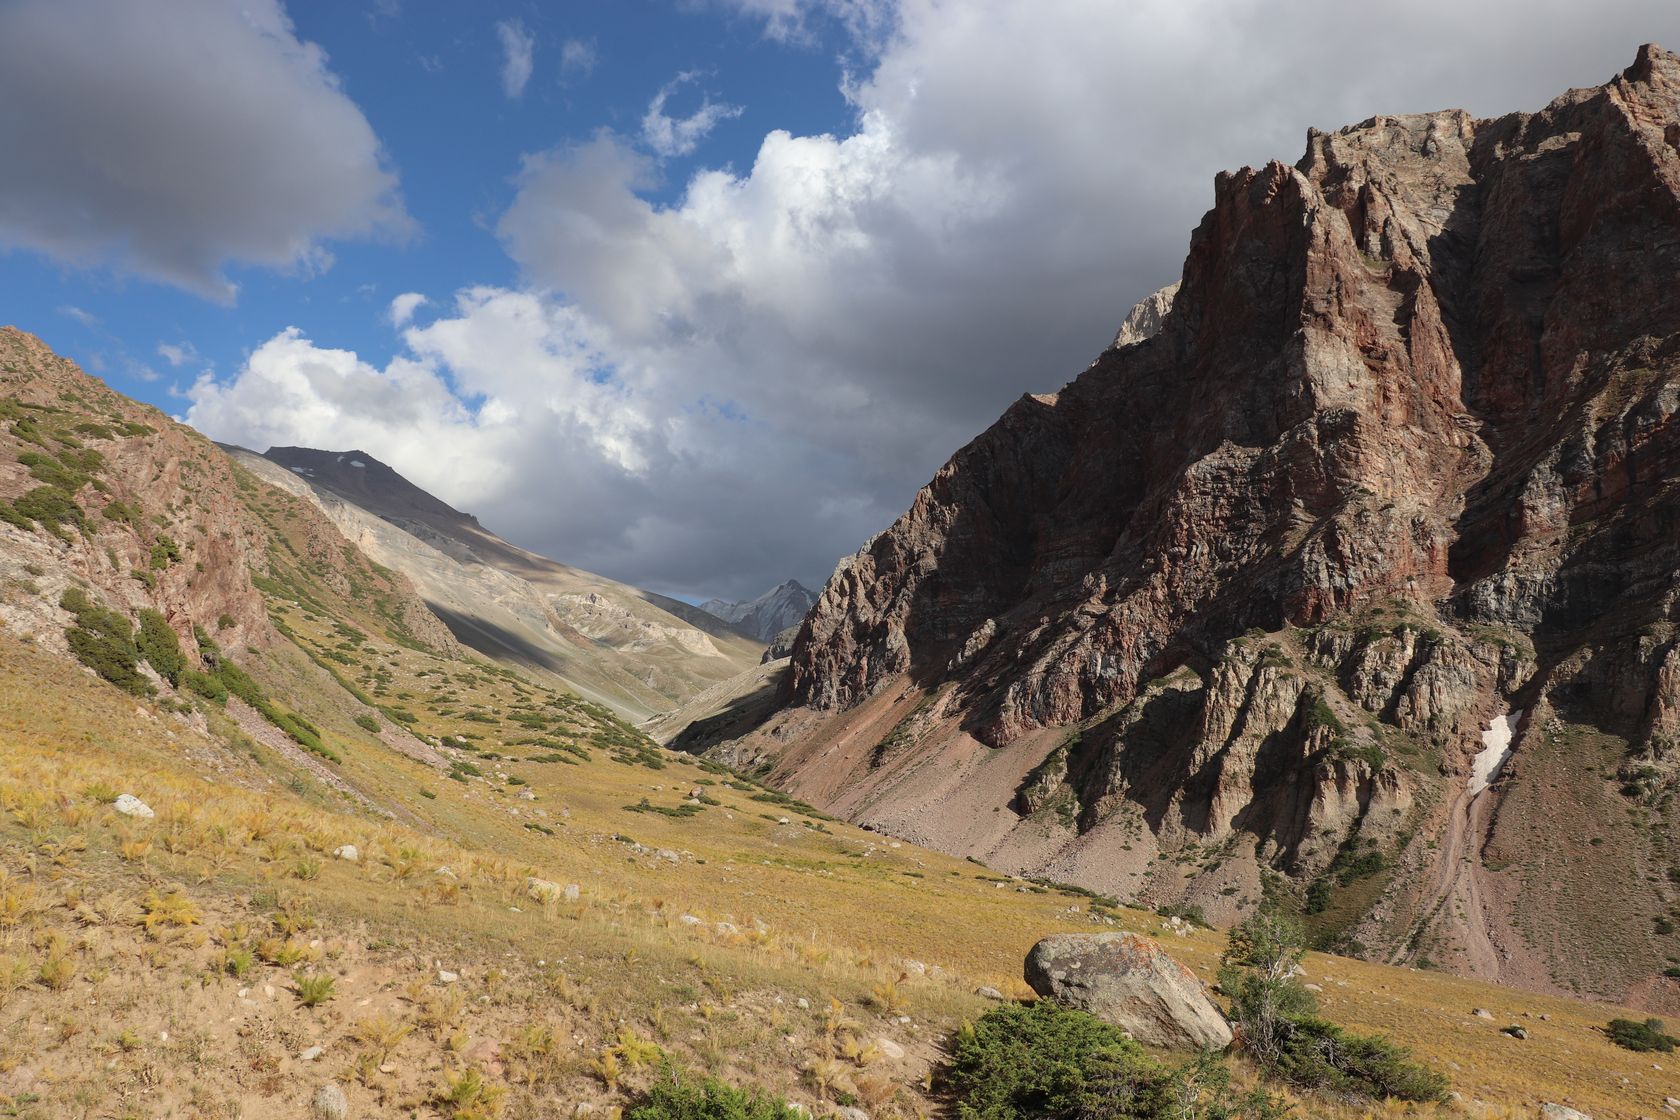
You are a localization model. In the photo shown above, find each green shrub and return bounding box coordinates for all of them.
[1265,1015,1447,1101]
[943,1001,1165,1120]
[148,536,181,569]
[0,501,31,531]
[14,485,84,532]
[136,609,185,685]
[354,714,381,734]
[1607,1017,1678,1053]
[626,1066,805,1120]
[179,669,227,703]
[1220,913,1445,1102]
[60,588,148,695]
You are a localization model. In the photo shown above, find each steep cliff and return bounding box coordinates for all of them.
[710,46,1680,1007]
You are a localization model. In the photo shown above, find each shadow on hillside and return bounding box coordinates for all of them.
[426,602,566,675]
[667,667,790,755]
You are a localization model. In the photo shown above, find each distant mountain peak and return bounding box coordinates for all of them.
[262,445,478,527]
[699,579,818,643]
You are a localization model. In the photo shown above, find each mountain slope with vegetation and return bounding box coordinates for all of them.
[1,327,1676,1115]
[233,445,764,723]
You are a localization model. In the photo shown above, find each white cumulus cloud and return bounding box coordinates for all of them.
[388,292,429,327]
[191,0,1680,599]
[641,72,743,159]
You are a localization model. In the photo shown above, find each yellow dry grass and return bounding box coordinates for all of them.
[1,622,1676,1118]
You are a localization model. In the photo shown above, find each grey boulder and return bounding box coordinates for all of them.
[1024,932,1232,1050]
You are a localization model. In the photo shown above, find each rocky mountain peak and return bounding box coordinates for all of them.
[725,45,1680,1006]
[701,579,819,643]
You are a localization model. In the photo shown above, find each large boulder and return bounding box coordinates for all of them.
[1024,932,1233,1050]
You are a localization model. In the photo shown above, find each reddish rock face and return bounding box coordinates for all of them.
[751,46,1680,1005]
[793,46,1680,746]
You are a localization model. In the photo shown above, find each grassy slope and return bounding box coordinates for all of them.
[2,631,1677,1119]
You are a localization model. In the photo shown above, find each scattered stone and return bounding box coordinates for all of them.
[434,866,457,879]
[975,986,1005,1000]
[716,921,740,935]
[437,970,459,984]
[298,1045,323,1061]
[1501,1025,1527,1040]
[563,883,581,902]
[113,794,154,819]
[679,914,703,926]
[690,788,705,799]
[657,849,679,863]
[1540,1106,1592,1120]
[332,845,358,862]
[836,1108,869,1120]
[526,877,563,904]
[1303,983,1323,993]
[311,1083,349,1120]
[796,997,810,1010]
[1473,1008,1495,1020]
[777,816,791,825]
[1024,932,1233,1050]
[876,1038,905,1061]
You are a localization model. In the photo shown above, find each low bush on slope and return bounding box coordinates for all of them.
[941,1001,1285,1120]
[1218,913,1446,1102]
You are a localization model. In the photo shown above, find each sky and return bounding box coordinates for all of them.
[1,0,1677,602]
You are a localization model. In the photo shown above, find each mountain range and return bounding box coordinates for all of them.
[697,44,1680,1011]
[3,42,1680,1120]
[699,579,819,643]
[232,444,764,723]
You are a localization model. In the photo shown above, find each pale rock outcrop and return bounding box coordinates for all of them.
[1113,282,1179,348]
[1024,932,1233,1050]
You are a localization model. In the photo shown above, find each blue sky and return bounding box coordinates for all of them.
[5,1,858,410]
[2,1,1677,601]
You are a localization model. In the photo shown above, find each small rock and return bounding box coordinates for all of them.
[1540,1106,1592,1120]
[1501,1025,1527,1040]
[1303,983,1323,992]
[526,877,563,904]
[777,816,791,825]
[434,866,456,879]
[876,1038,905,1061]
[975,986,1005,1000]
[690,788,705,799]
[113,794,154,819]
[796,997,810,1009]
[657,849,679,863]
[299,1045,323,1061]
[716,921,740,935]
[1473,1008,1495,1020]
[437,970,459,984]
[679,914,703,926]
[332,845,358,862]
[311,1083,348,1120]
[563,883,581,901]
[836,1108,869,1120]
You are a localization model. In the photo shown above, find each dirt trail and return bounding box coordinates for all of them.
[1396,712,1522,980]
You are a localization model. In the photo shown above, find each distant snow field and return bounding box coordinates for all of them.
[1468,710,1522,796]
